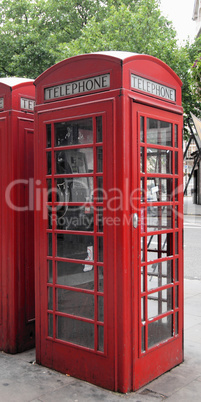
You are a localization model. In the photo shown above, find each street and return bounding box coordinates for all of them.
[184,215,201,280]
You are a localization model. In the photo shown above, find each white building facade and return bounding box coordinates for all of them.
[193,0,201,37]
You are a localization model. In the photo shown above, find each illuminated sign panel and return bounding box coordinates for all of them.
[20,98,35,111]
[0,98,4,109]
[44,74,110,100]
[131,74,176,102]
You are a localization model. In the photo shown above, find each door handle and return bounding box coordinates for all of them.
[133,213,138,228]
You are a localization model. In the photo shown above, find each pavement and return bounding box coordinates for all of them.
[0,196,201,401]
[184,195,201,215]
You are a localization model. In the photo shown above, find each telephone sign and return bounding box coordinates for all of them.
[131,74,176,101]
[44,73,110,100]
[0,97,4,109]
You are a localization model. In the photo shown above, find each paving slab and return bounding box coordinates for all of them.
[184,279,201,297]
[165,379,201,402]
[30,379,166,402]
[0,352,75,402]
[0,277,200,401]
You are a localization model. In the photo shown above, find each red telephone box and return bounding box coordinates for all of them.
[34,52,183,392]
[0,78,35,353]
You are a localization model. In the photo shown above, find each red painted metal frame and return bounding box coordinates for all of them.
[34,52,183,393]
[0,80,35,353]
[132,103,183,390]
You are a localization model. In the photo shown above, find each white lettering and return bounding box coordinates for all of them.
[20,97,35,111]
[44,74,110,101]
[0,97,4,109]
[131,74,176,102]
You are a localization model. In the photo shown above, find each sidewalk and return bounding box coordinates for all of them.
[0,277,200,402]
[0,198,201,401]
[184,196,201,215]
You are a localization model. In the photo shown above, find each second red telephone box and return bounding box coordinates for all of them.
[34,52,183,392]
[0,78,35,353]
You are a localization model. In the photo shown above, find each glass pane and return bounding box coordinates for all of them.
[140,116,144,142]
[175,232,178,254]
[48,261,53,283]
[48,234,52,256]
[57,316,94,348]
[56,288,94,319]
[141,267,145,292]
[57,234,94,260]
[140,147,145,172]
[175,285,179,308]
[175,206,178,228]
[147,148,172,174]
[96,177,103,202]
[97,207,103,232]
[147,260,173,291]
[48,314,53,337]
[175,125,178,147]
[56,207,94,231]
[47,179,52,202]
[147,206,173,231]
[141,326,145,352]
[96,147,103,172]
[47,152,51,175]
[175,312,179,335]
[175,179,178,201]
[98,326,104,352]
[56,176,93,204]
[141,237,145,261]
[175,152,178,174]
[148,288,173,319]
[141,178,145,202]
[141,297,145,321]
[147,233,173,262]
[96,116,102,142]
[147,118,172,146]
[48,287,53,310]
[55,148,93,174]
[148,315,173,348]
[46,124,51,148]
[98,296,104,322]
[56,261,94,290]
[98,266,104,292]
[48,208,52,229]
[175,259,178,281]
[55,118,93,147]
[147,178,173,202]
[97,236,103,262]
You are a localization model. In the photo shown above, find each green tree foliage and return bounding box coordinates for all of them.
[0,0,199,130]
[0,0,109,77]
[192,56,201,99]
[189,36,201,116]
[58,0,196,126]
[61,1,178,60]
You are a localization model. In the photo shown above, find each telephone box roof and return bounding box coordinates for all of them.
[92,51,138,60]
[0,77,33,88]
[35,51,182,87]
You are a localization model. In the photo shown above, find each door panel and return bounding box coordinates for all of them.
[0,120,4,328]
[17,119,35,350]
[36,101,115,390]
[25,129,35,322]
[132,103,183,390]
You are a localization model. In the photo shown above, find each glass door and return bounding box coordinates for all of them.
[37,101,115,390]
[132,103,183,389]
[46,116,104,350]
